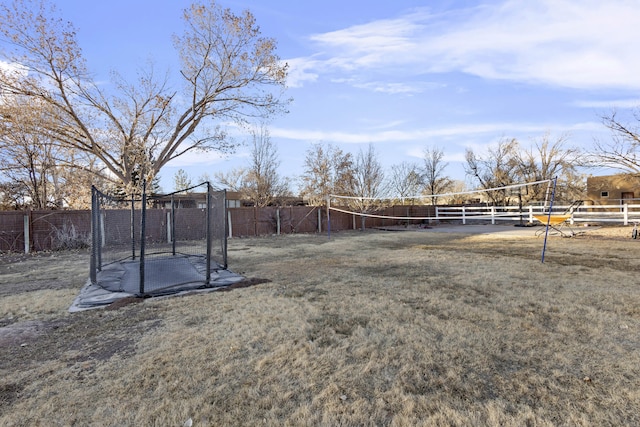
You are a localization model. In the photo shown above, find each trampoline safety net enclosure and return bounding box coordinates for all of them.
[89,182,230,297]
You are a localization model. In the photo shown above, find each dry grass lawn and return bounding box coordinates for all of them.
[1,225,639,426]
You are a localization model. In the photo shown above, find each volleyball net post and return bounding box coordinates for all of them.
[326,196,331,239]
[540,176,558,264]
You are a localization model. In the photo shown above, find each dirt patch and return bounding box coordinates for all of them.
[0,319,63,347]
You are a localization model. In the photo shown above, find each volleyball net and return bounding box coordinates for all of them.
[327,179,554,226]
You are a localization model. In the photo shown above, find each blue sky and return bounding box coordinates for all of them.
[52,0,640,192]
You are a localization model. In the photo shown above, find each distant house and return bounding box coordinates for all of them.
[152,191,244,209]
[586,173,640,205]
[150,191,306,209]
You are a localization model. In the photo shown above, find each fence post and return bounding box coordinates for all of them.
[166,211,172,244]
[276,208,281,235]
[23,212,30,254]
[491,206,496,225]
[435,206,439,222]
[528,205,533,223]
[228,210,233,238]
[623,203,629,226]
[254,206,258,237]
[462,206,466,225]
[317,208,322,233]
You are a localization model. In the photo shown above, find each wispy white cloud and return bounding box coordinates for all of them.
[572,99,640,109]
[284,57,320,88]
[270,121,596,144]
[286,0,640,90]
[348,79,442,94]
[0,60,28,75]
[164,150,228,168]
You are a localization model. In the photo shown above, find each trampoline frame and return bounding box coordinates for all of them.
[89,182,227,295]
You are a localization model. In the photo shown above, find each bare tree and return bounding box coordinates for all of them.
[213,125,289,205]
[422,147,453,205]
[214,167,248,193]
[465,138,520,205]
[0,181,26,210]
[55,150,106,209]
[0,97,103,208]
[388,162,422,204]
[300,143,354,206]
[441,180,468,204]
[0,0,289,196]
[466,135,584,206]
[173,169,193,194]
[243,125,290,206]
[351,144,386,229]
[589,109,640,173]
[0,129,57,209]
[514,133,583,203]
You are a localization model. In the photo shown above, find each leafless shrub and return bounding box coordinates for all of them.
[51,222,90,250]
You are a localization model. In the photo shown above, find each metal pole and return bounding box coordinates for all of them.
[205,183,212,284]
[131,194,136,260]
[139,180,147,295]
[97,196,102,270]
[327,196,331,239]
[223,189,228,269]
[541,177,558,263]
[171,194,176,256]
[90,186,97,285]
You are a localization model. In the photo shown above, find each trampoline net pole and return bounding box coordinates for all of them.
[206,182,212,284]
[223,189,228,269]
[130,194,136,260]
[89,186,98,285]
[139,180,147,295]
[171,194,176,256]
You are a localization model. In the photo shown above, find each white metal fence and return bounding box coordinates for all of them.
[435,203,640,226]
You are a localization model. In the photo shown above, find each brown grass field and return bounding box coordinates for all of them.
[1,225,639,426]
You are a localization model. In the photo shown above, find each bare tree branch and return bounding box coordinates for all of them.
[0,0,290,196]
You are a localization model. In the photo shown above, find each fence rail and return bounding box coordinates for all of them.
[2,203,639,253]
[435,203,640,225]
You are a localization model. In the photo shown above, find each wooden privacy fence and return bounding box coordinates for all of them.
[0,205,436,253]
[0,210,91,253]
[8,202,640,253]
[226,205,435,237]
[0,207,314,252]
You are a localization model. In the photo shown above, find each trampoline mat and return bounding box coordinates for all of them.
[70,255,245,311]
[98,256,227,294]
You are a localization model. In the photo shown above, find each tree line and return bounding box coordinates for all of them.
[2,1,640,210]
[171,127,625,209]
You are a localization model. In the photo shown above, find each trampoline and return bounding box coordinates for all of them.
[70,182,244,311]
